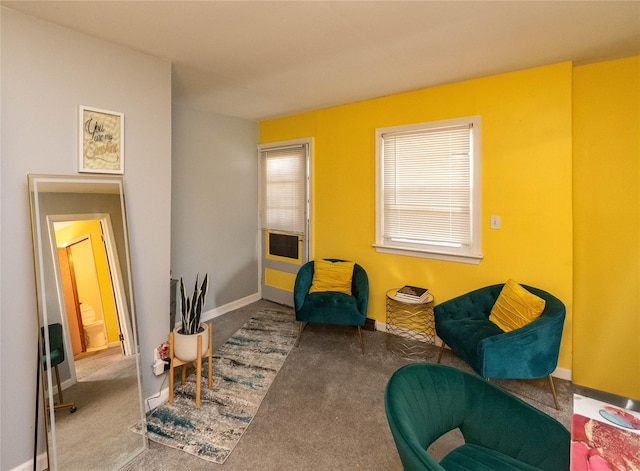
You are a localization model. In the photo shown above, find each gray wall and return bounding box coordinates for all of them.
[171,104,259,313]
[1,8,172,469]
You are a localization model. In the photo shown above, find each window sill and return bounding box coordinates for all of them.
[373,244,482,265]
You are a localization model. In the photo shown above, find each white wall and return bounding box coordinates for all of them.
[0,8,172,469]
[171,104,259,312]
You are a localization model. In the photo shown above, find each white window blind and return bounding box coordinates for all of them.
[259,144,307,234]
[376,116,481,262]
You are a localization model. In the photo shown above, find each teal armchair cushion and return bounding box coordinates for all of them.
[42,323,65,369]
[434,284,565,379]
[294,259,368,326]
[385,363,570,471]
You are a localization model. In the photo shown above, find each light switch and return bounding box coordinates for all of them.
[490,215,501,230]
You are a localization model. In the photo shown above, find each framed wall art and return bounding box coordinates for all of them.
[79,105,124,174]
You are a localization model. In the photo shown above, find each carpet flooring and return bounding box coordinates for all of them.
[51,346,145,470]
[121,299,594,471]
[138,307,297,464]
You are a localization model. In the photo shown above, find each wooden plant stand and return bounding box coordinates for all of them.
[168,326,213,407]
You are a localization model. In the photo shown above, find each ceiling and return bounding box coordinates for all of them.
[3,1,639,121]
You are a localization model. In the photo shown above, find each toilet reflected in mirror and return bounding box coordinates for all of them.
[80,303,108,351]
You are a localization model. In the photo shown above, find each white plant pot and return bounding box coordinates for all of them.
[173,323,209,362]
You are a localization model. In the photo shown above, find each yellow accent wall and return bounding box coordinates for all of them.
[573,56,640,398]
[264,267,297,292]
[55,220,120,344]
[261,63,574,371]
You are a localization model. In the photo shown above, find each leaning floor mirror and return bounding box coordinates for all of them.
[28,174,147,470]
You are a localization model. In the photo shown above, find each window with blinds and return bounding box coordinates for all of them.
[259,144,307,235]
[375,116,482,263]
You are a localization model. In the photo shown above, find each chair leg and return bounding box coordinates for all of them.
[436,342,446,363]
[295,322,305,347]
[54,364,64,403]
[207,323,213,390]
[548,374,560,410]
[169,331,175,404]
[357,326,365,354]
[52,365,77,413]
[195,335,202,407]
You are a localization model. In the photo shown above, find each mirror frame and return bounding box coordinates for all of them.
[28,174,147,470]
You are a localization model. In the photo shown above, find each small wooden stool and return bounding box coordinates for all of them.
[168,325,213,407]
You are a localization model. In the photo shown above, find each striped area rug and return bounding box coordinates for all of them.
[141,308,297,464]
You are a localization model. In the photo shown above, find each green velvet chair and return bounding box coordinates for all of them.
[385,363,570,471]
[293,259,369,353]
[434,284,566,409]
[42,323,77,413]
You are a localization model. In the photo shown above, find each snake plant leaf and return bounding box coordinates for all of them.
[179,273,209,335]
[180,277,188,333]
[200,274,209,306]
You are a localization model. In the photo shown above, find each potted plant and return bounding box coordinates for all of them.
[173,274,209,362]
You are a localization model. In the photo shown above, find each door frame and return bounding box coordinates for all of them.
[46,213,136,385]
[57,240,90,355]
[258,137,312,305]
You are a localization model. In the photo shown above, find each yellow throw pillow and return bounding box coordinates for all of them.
[308,260,355,295]
[489,279,546,332]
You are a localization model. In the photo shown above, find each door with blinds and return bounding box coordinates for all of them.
[259,139,311,306]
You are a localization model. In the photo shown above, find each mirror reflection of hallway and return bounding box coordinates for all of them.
[52,218,143,469]
[54,220,122,361]
[53,344,142,469]
[29,174,147,470]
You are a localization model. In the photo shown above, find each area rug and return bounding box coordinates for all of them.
[136,307,297,464]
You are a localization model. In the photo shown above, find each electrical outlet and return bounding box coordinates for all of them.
[490,215,501,230]
[152,359,165,376]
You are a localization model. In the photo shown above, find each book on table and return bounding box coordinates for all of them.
[395,285,430,303]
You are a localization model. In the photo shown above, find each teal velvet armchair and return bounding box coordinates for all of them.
[293,259,369,353]
[385,363,570,471]
[434,283,566,409]
[42,323,77,413]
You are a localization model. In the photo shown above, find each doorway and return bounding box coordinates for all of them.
[49,214,135,386]
[259,139,312,306]
[57,237,111,356]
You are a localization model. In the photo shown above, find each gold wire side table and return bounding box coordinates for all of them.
[385,288,435,360]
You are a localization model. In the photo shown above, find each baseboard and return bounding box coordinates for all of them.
[375,320,387,331]
[201,292,262,322]
[171,292,261,330]
[12,452,48,471]
[552,366,572,381]
[43,376,72,396]
[146,385,170,412]
[376,320,573,380]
